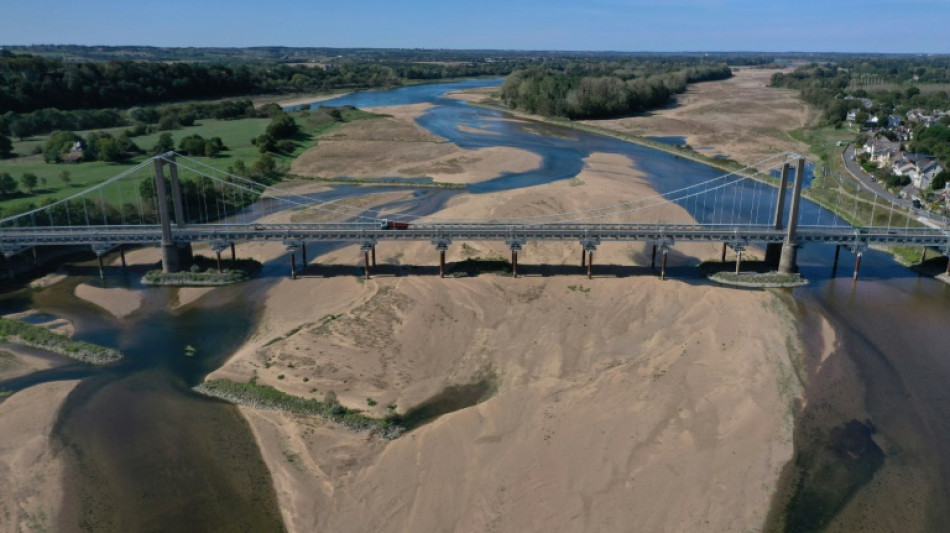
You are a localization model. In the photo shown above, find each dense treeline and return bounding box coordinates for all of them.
[0,50,517,116]
[499,62,732,119]
[6,44,785,64]
[0,97,261,140]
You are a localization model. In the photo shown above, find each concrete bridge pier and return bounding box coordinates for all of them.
[507,240,523,278]
[211,241,229,274]
[433,239,451,278]
[579,238,599,279]
[360,241,376,279]
[119,245,127,270]
[282,240,301,280]
[91,243,111,280]
[301,242,308,265]
[231,243,236,261]
[778,158,806,274]
[652,244,658,269]
[847,244,867,280]
[661,247,669,280]
[832,245,841,277]
[371,245,376,267]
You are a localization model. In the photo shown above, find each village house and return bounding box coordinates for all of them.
[891,152,944,190]
[863,135,901,167]
[61,141,84,163]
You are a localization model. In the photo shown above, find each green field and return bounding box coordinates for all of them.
[0,106,378,218]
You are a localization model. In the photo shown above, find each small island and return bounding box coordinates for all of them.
[143,256,262,287]
[0,317,122,365]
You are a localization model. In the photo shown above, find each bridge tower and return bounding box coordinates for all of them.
[764,162,791,267]
[152,153,193,273]
[778,158,807,274]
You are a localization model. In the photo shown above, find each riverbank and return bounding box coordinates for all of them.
[210,141,803,531]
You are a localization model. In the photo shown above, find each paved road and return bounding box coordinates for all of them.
[841,144,914,209]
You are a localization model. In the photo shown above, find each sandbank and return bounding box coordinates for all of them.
[272,92,351,109]
[74,284,143,319]
[0,344,61,381]
[213,147,801,532]
[581,68,816,166]
[291,103,542,185]
[0,380,79,533]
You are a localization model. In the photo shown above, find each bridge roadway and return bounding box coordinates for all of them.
[2,223,949,253]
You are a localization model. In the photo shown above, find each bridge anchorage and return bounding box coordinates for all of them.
[1,151,949,283]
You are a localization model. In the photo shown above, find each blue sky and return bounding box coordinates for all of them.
[2,0,948,53]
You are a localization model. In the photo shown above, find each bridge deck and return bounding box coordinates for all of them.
[2,223,949,254]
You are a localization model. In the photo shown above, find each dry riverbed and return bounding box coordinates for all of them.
[211,113,805,530]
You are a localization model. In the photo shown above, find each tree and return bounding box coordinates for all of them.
[152,132,174,155]
[0,133,12,158]
[252,133,277,154]
[250,153,279,182]
[94,137,121,162]
[0,172,17,197]
[20,172,38,193]
[178,134,207,156]
[932,170,949,191]
[59,170,71,186]
[204,136,225,157]
[257,103,284,118]
[266,113,299,139]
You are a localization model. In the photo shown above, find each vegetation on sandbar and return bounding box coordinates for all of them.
[0,317,122,365]
[142,256,261,286]
[194,378,404,439]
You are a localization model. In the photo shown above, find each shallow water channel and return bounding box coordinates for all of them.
[1,78,949,530]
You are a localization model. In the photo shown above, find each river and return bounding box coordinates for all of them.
[1,78,949,531]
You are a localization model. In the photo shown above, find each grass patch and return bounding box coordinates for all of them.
[194,378,404,439]
[0,317,122,365]
[0,106,379,217]
[143,255,261,286]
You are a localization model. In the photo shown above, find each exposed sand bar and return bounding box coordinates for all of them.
[0,380,80,533]
[0,344,62,381]
[291,103,542,185]
[580,68,815,166]
[74,284,143,319]
[213,141,802,531]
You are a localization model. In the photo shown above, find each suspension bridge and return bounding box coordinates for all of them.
[1,152,948,280]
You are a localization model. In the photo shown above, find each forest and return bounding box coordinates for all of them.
[0,50,518,116]
[498,61,732,119]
